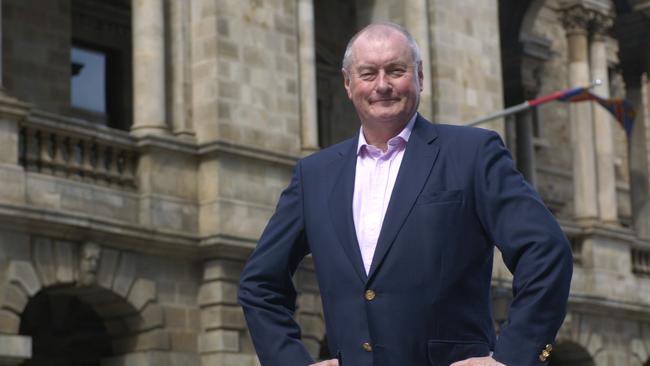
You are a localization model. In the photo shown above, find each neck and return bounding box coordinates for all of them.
[361,115,413,151]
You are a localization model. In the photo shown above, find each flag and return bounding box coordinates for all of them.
[528,86,636,136]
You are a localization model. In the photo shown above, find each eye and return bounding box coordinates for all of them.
[389,68,406,76]
[358,72,376,80]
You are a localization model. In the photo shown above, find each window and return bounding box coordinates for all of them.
[71,46,107,114]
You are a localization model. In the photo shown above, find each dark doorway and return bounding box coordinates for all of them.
[19,291,112,366]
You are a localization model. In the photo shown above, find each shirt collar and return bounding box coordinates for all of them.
[357,113,417,155]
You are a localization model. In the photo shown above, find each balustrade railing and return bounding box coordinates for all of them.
[18,111,138,189]
[631,247,650,276]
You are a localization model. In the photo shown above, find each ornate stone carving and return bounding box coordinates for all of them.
[591,11,614,40]
[562,5,593,35]
[78,242,101,287]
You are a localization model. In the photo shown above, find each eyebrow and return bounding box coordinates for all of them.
[356,61,408,69]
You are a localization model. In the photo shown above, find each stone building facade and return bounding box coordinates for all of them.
[0,0,648,365]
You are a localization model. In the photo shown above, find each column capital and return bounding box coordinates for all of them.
[590,12,614,40]
[562,5,593,35]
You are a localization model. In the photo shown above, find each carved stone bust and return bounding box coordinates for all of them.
[78,242,101,286]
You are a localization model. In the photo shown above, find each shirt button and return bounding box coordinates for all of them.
[362,342,373,352]
[364,289,376,301]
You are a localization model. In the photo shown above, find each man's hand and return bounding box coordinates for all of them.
[450,356,506,366]
[309,359,339,366]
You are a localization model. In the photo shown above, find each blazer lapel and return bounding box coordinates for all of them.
[367,116,440,280]
[328,138,368,284]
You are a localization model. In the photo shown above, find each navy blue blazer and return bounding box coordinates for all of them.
[238,115,572,366]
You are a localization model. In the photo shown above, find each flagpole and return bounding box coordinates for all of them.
[464,80,602,127]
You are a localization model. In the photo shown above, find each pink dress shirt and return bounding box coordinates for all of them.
[353,114,416,274]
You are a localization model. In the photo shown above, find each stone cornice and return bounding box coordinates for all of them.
[0,203,198,259]
[199,140,300,166]
[568,293,650,322]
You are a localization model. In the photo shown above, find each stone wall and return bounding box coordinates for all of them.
[3,0,71,115]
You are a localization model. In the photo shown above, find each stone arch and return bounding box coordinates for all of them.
[0,236,166,359]
[555,312,605,362]
[548,341,596,366]
[630,323,650,366]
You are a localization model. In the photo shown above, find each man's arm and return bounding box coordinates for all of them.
[472,131,573,365]
[238,161,313,366]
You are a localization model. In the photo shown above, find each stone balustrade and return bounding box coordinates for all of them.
[631,247,650,276]
[570,236,584,265]
[18,110,138,189]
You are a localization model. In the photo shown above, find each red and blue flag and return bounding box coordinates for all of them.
[529,86,636,136]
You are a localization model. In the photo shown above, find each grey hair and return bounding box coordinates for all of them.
[341,22,422,72]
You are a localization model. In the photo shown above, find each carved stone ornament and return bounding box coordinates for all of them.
[590,12,614,39]
[78,242,102,287]
[561,5,593,35]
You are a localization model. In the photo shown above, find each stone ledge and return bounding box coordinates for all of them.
[0,203,197,259]
[0,334,31,365]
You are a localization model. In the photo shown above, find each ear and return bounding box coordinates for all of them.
[342,68,353,99]
[417,61,424,92]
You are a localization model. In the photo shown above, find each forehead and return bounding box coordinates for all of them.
[350,29,413,67]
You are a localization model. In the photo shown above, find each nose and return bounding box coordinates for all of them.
[375,71,392,94]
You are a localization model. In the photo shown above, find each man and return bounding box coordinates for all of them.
[238,22,572,366]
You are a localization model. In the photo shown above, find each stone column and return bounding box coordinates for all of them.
[404,0,434,121]
[562,5,599,221]
[590,13,618,224]
[629,72,650,239]
[297,0,319,154]
[131,0,168,136]
[515,108,537,186]
[168,0,193,138]
[0,0,3,90]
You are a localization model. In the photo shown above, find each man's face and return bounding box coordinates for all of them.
[343,30,423,126]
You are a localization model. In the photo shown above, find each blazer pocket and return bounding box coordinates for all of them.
[427,339,490,366]
[416,189,463,206]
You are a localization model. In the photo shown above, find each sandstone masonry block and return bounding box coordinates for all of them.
[198,329,239,353]
[200,304,246,331]
[54,240,75,284]
[112,252,137,298]
[128,278,157,311]
[197,281,238,307]
[8,261,41,296]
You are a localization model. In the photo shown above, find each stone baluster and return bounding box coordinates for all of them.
[590,13,618,224]
[562,5,599,221]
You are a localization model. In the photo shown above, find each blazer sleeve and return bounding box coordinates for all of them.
[472,131,573,365]
[238,161,313,366]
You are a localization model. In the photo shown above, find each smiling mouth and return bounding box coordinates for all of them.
[371,98,399,104]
